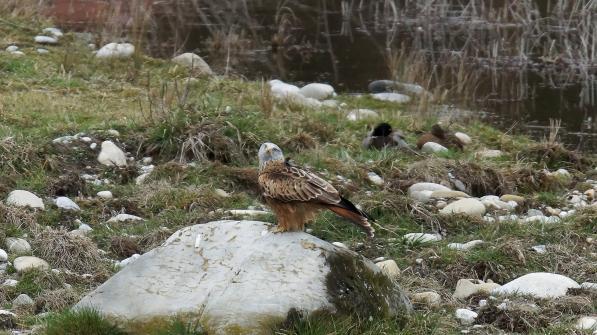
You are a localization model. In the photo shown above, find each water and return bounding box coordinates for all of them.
[48,0,597,151]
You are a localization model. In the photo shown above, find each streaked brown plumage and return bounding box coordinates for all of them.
[416,124,464,150]
[258,143,374,237]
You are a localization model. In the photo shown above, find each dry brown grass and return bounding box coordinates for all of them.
[178,120,247,164]
[35,288,80,312]
[516,143,592,170]
[110,236,141,258]
[32,228,107,274]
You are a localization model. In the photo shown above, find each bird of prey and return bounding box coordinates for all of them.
[363,122,421,153]
[416,124,464,150]
[258,142,375,237]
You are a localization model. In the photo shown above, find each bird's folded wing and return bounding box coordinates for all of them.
[259,166,341,204]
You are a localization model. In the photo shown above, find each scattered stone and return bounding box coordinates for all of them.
[447,240,484,251]
[2,279,18,287]
[321,100,339,108]
[475,149,503,159]
[90,143,97,149]
[530,245,547,254]
[13,256,50,273]
[545,206,561,216]
[171,53,214,76]
[34,35,58,44]
[367,172,384,186]
[430,190,469,199]
[454,132,472,145]
[421,142,448,154]
[12,294,34,308]
[55,196,80,211]
[299,83,335,100]
[408,183,451,203]
[436,201,447,209]
[453,279,501,300]
[5,238,31,255]
[368,80,427,96]
[98,141,127,167]
[584,189,595,201]
[375,260,400,279]
[214,189,230,198]
[455,308,478,325]
[74,221,411,333]
[37,48,49,54]
[136,173,151,185]
[371,92,412,104]
[523,215,560,224]
[480,196,514,212]
[553,168,571,178]
[107,129,120,137]
[372,257,385,263]
[6,190,45,210]
[527,209,543,217]
[9,50,25,56]
[403,233,442,244]
[269,80,300,98]
[492,272,579,298]
[440,198,486,217]
[6,45,19,52]
[346,109,379,120]
[96,42,135,59]
[43,27,63,37]
[142,157,153,164]
[500,194,525,204]
[0,250,7,262]
[580,282,597,292]
[411,291,441,308]
[575,316,597,331]
[107,214,144,223]
[97,191,113,199]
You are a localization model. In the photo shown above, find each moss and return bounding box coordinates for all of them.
[324,249,411,318]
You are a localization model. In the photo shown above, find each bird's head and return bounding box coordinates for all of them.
[372,122,393,137]
[258,142,284,169]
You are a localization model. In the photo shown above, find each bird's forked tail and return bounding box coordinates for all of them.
[327,197,375,238]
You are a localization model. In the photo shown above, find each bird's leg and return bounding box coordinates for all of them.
[270,225,287,234]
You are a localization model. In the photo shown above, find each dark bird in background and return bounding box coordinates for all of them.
[363,122,409,150]
[416,124,464,151]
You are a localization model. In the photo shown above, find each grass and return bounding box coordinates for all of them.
[0,7,595,335]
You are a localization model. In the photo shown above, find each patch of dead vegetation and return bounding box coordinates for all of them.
[35,288,80,312]
[0,203,38,234]
[110,236,141,258]
[392,159,512,197]
[32,228,107,274]
[48,172,87,197]
[138,227,173,251]
[175,120,249,164]
[516,143,592,171]
[281,132,317,153]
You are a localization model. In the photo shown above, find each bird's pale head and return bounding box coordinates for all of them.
[258,142,284,169]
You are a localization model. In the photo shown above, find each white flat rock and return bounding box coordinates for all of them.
[455,308,477,325]
[440,198,486,217]
[74,221,411,334]
[96,42,135,59]
[299,83,335,100]
[421,142,448,154]
[6,190,44,210]
[172,53,213,75]
[492,272,579,298]
[447,240,484,251]
[107,214,144,223]
[454,132,471,145]
[13,256,50,273]
[55,197,80,211]
[403,233,442,244]
[371,92,412,104]
[34,35,58,44]
[97,191,113,199]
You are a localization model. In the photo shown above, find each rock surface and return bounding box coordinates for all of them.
[6,190,45,210]
[403,233,442,244]
[96,42,135,59]
[75,221,411,334]
[408,183,451,203]
[453,279,501,300]
[492,272,579,298]
[172,53,213,76]
[299,83,335,100]
[98,141,127,167]
[371,92,412,103]
[346,109,379,120]
[411,292,441,308]
[421,142,448,154]
[375,260,400,279]
[55,197,80,211]
[455,308,477,324]
[12,294,34,307]
[5,238,31,255]
[440,198,486,217]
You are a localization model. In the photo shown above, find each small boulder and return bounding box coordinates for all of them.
[96,42,135,59]
[6,190,44,210]
[499,194,525,204]
[5,238,31,255]
[575,316,597,331]
[13,256,50,273]
[440,198,486,217]
[375,260,400,279]
[408,183,451,203]
[172,53,213,76]
[6,45,19,52]
[12,294,34,308]
[367,172,384,186]
[97,191,113,199]
[453,279,501,300]
[430,190,469,199]
[107,214,144,223]
[34,35,58,44]
[346,109,379,121]
[421,142,448,154]
[454,132,471,145]
[268,80,300,98]
[492,272,579,298]
[411,291,441,308]
[98,141,127,167]
[455,308,477,325]
[0,249,6,262]
[480,195,514,212]
[371,92,411,104]
[55,196,80,211]
[403,233,442,244]
[447,240,484,251]
[299,83,335,100]
[580,282,597,292]
[42,27,63,38]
